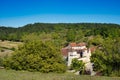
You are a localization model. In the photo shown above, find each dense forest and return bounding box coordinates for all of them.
[0,23,120,76]
[0,23,120,42]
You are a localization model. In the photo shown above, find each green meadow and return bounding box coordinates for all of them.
[0,69,120,80]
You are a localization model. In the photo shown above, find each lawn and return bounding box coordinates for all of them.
[0,69,120,80]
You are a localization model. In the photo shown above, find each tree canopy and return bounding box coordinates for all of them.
[91,38,120,76]
[0,23,120,42]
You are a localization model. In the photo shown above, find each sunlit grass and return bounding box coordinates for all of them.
[0,40,23,57]
[0,69,120,80]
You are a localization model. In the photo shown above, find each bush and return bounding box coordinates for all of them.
[0,57,4,66]
[10,47,15,51]
[71,58,85,74]
[4,41,66,73]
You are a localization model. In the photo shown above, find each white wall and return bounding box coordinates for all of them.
[67,51,79,66]
[72,46,86,50]
[67,49,91,66]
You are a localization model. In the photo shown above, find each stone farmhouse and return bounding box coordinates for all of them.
[61,42,96,75]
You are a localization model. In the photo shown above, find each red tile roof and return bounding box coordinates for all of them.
[69,43,77,47]
[77,42,86,46]
[69,42,86,47]
[61,42,91,56]
[61,48,69,57]
[90,47,96,53]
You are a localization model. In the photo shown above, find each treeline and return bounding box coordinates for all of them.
[0,23,120,42]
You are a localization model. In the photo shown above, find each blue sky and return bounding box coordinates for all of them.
[0,0,120,27]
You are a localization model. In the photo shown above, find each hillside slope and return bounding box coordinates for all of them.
[0,23,120,41]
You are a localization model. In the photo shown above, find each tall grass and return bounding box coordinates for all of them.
[0,69,120,80]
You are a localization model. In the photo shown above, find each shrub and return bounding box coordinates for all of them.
[71,58,85,74]
[4,41,66,73]
[0,57,4,66]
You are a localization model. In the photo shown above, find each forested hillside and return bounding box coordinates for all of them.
[0,23,120,42]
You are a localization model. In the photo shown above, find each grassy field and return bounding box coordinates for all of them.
[0,40,22,57]
[0,69,120,80]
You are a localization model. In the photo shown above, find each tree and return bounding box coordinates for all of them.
[66,29,76,42]
[88,35,104,46]
[71,58,85,74]
[75,30,84,42]
[4,41,66,73]
[91,38,120,76]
